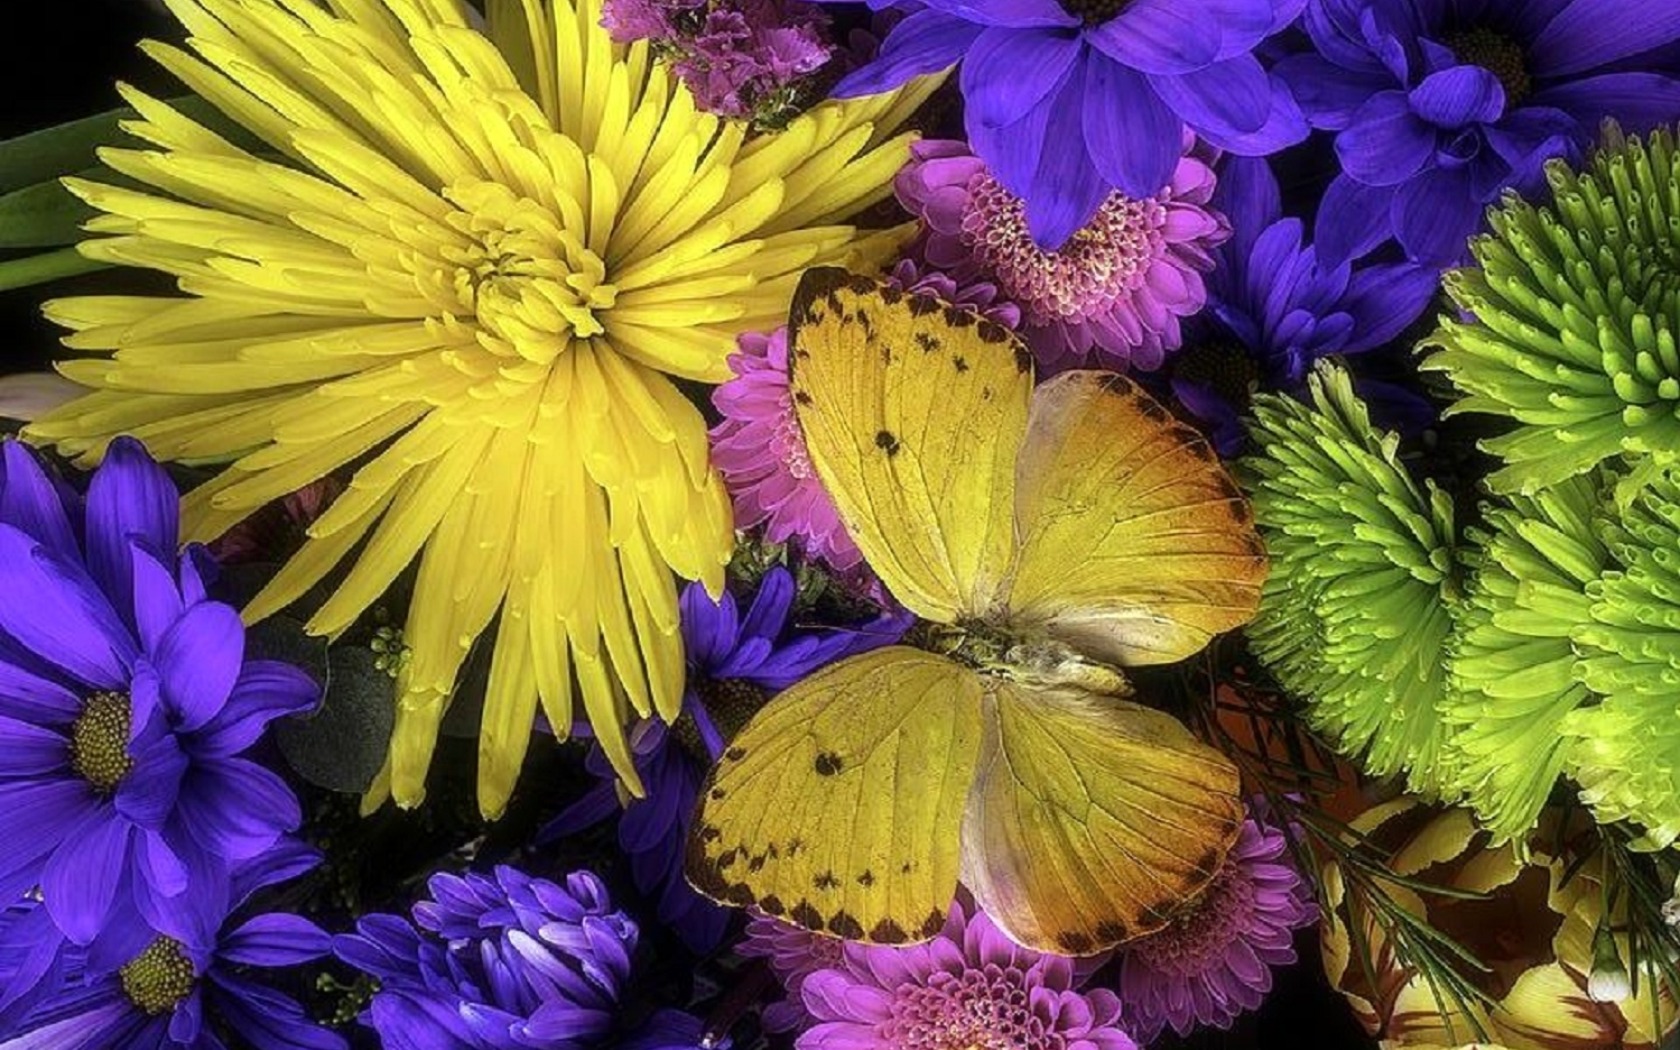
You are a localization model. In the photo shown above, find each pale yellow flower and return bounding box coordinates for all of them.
[28,0,932,815]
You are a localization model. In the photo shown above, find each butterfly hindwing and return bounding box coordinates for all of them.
[788,267,1031,623]
[1006,370,1267,666]
[960,678,1245,953]
[685,646,984,943]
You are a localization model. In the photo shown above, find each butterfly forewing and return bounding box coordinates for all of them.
[685,647,984,944]
[1006,370,1267,666]
[787,267,1030,623]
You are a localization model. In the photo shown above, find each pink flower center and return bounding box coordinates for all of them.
[962,172,1167,329]
[885,964,1058,1049]
[1132,868,1258,977]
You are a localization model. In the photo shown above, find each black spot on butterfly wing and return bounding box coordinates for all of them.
[1056,930,1096,954]
[875,431,900,456]
[919,909,945,938]
[829,912,865,939]
[908,294,942,317]
[914,331,939,353]
[761,895,787,916]
[814,870,840,890]
[953,356,969,373]
[790,901,824,930]
[813,751,844,776]
[1095,921,1129,944]
[869,918,909,943]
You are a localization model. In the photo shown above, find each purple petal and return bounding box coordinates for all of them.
[1529,0,1680,77]
[1212,156,1282,265]
[85,436,180,630]
[115,727,188,829]
[1147,54,1273,138]
[130,544,183,655]
[140,829,189,897]
[1392,166,1482,265]
[0,716,67,776]
[154,601,244,731]
[0,524,134,689]
[193,660,319,758]
[1313,174,1399,267]
[229,838,321,909]
[1407,65,1505,128]
[0,658,80,722]
[1273,53,1394,130]
[1340,263,1442,353]
[1087,0,1222,74]
[1530,73,1680,137]
[0,442,77,563]
[43,809,132,943]
[916,0,1075,26]
[735,567,796,646]
[206,972,348,1050]
[1081,56,1182,198]
[218,914,333,967]
[1011,61,1112,249]
[1335,92,1435,186]
[831,10,983,97]
[179,757,300,860]
[1197,72,1310,155]
[959,27,1082,129]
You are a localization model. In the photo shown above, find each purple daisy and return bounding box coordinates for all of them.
[1169,157,1439,453]
[797,898,1135,1050]
[738,911,845,1033]
[1278,0,1680,265]
[541,567,909,954]
[335,866,636,1050]
[0,437,316,954]
[826,0,1307,247]
[0,842,342,1050]
[710,261,1017,573]
[1115,816,1318,1043]
[896,135,1228,373]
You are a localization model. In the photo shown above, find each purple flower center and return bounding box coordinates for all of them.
[1056,0,1132,25]
[1443,27,1531,105]
[1131,867,1257,978]
[885,964,1052,1049]
[1172,343,1260,411]
[120,936,196,1015]
[69,690,134,793]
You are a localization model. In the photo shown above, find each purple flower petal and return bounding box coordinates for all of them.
[0,716,67,776]
[1081,56,1182,198]
[1531,73,1680,137]
[1335,91,1435,187]
[153,601,244,731]
[959,26,1082,129]
[1392,166,1481,265]
[1212,156,1282,266]
[1016,62,1112,249]
[1273,53,1393,130]
[193,660,319,758]
[916,0,1074,27]
[0,442,77,563]
[130,544,183,655]
[179,756,300,860]
[1407,65,1505,129]
[1340,263,1442,353]
[0,658,80,722]
[0,524,134,689]
[735,566,796,646]
[219,913,333,967]
[115,726,188,829]
[831,10,983,97]
[43,808,132,943]
[207,971,348,1050]
[1313,174,1398,268]
[1529,0,1680,77]
[1087,0,1223,75]
[1147,54,1275,139]
[84,436,180,631]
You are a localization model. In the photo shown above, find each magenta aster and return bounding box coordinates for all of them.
[895,136,1229,375]
[739,910,845,1033]
[708,261,1019,573]
[795,899,1135,1050]
[1117,816,1318,1042]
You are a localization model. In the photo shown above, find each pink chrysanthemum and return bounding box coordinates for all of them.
[709,261,1019,573]
[796,899,1136,1050]
[1117,817,1318,1043]
[741,910,846,1033]
[895,137,1229,374]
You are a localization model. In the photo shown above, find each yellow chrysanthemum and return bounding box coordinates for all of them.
[27,0,933,815]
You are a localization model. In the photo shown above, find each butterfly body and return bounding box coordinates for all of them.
[686,268,1267,955]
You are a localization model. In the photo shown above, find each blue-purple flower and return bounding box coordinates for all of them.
[1169,158,1439,452]
[829,0,1308,248]
[0,438,316,955]
[334,866,638,1050]
[1279,0,1680,264]
[622,1010,731,1050]
[0,842,340,1050]
[541,567,909,954]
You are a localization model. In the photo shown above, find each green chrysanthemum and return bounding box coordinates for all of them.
[1442,474,1611,842]
[1422,123,1680,496]
[1565,466,1680,847]
[1243,361,1460,795]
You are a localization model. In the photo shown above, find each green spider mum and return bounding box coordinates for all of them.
[1421,123,1680,496]
[1565,466,1680,848]
[1243,361,1461,796]
[1442,474,1611,842]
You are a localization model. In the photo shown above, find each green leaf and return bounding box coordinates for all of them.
[0,247,107,293]
[0,96,254,196]
[0,175,99,249]
[276,647,395,794]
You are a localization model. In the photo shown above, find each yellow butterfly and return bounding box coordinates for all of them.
[685,268,1268,954]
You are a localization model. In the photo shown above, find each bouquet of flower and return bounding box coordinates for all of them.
[2,1,1680,1048]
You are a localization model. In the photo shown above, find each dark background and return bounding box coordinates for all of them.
[0,2,1376,1046]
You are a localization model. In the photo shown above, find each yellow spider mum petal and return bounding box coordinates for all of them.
[29,0,928,817]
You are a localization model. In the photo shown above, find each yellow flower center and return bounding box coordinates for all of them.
[120,937,196,1015]
[69,690,134,793]
[444,179,619,364]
